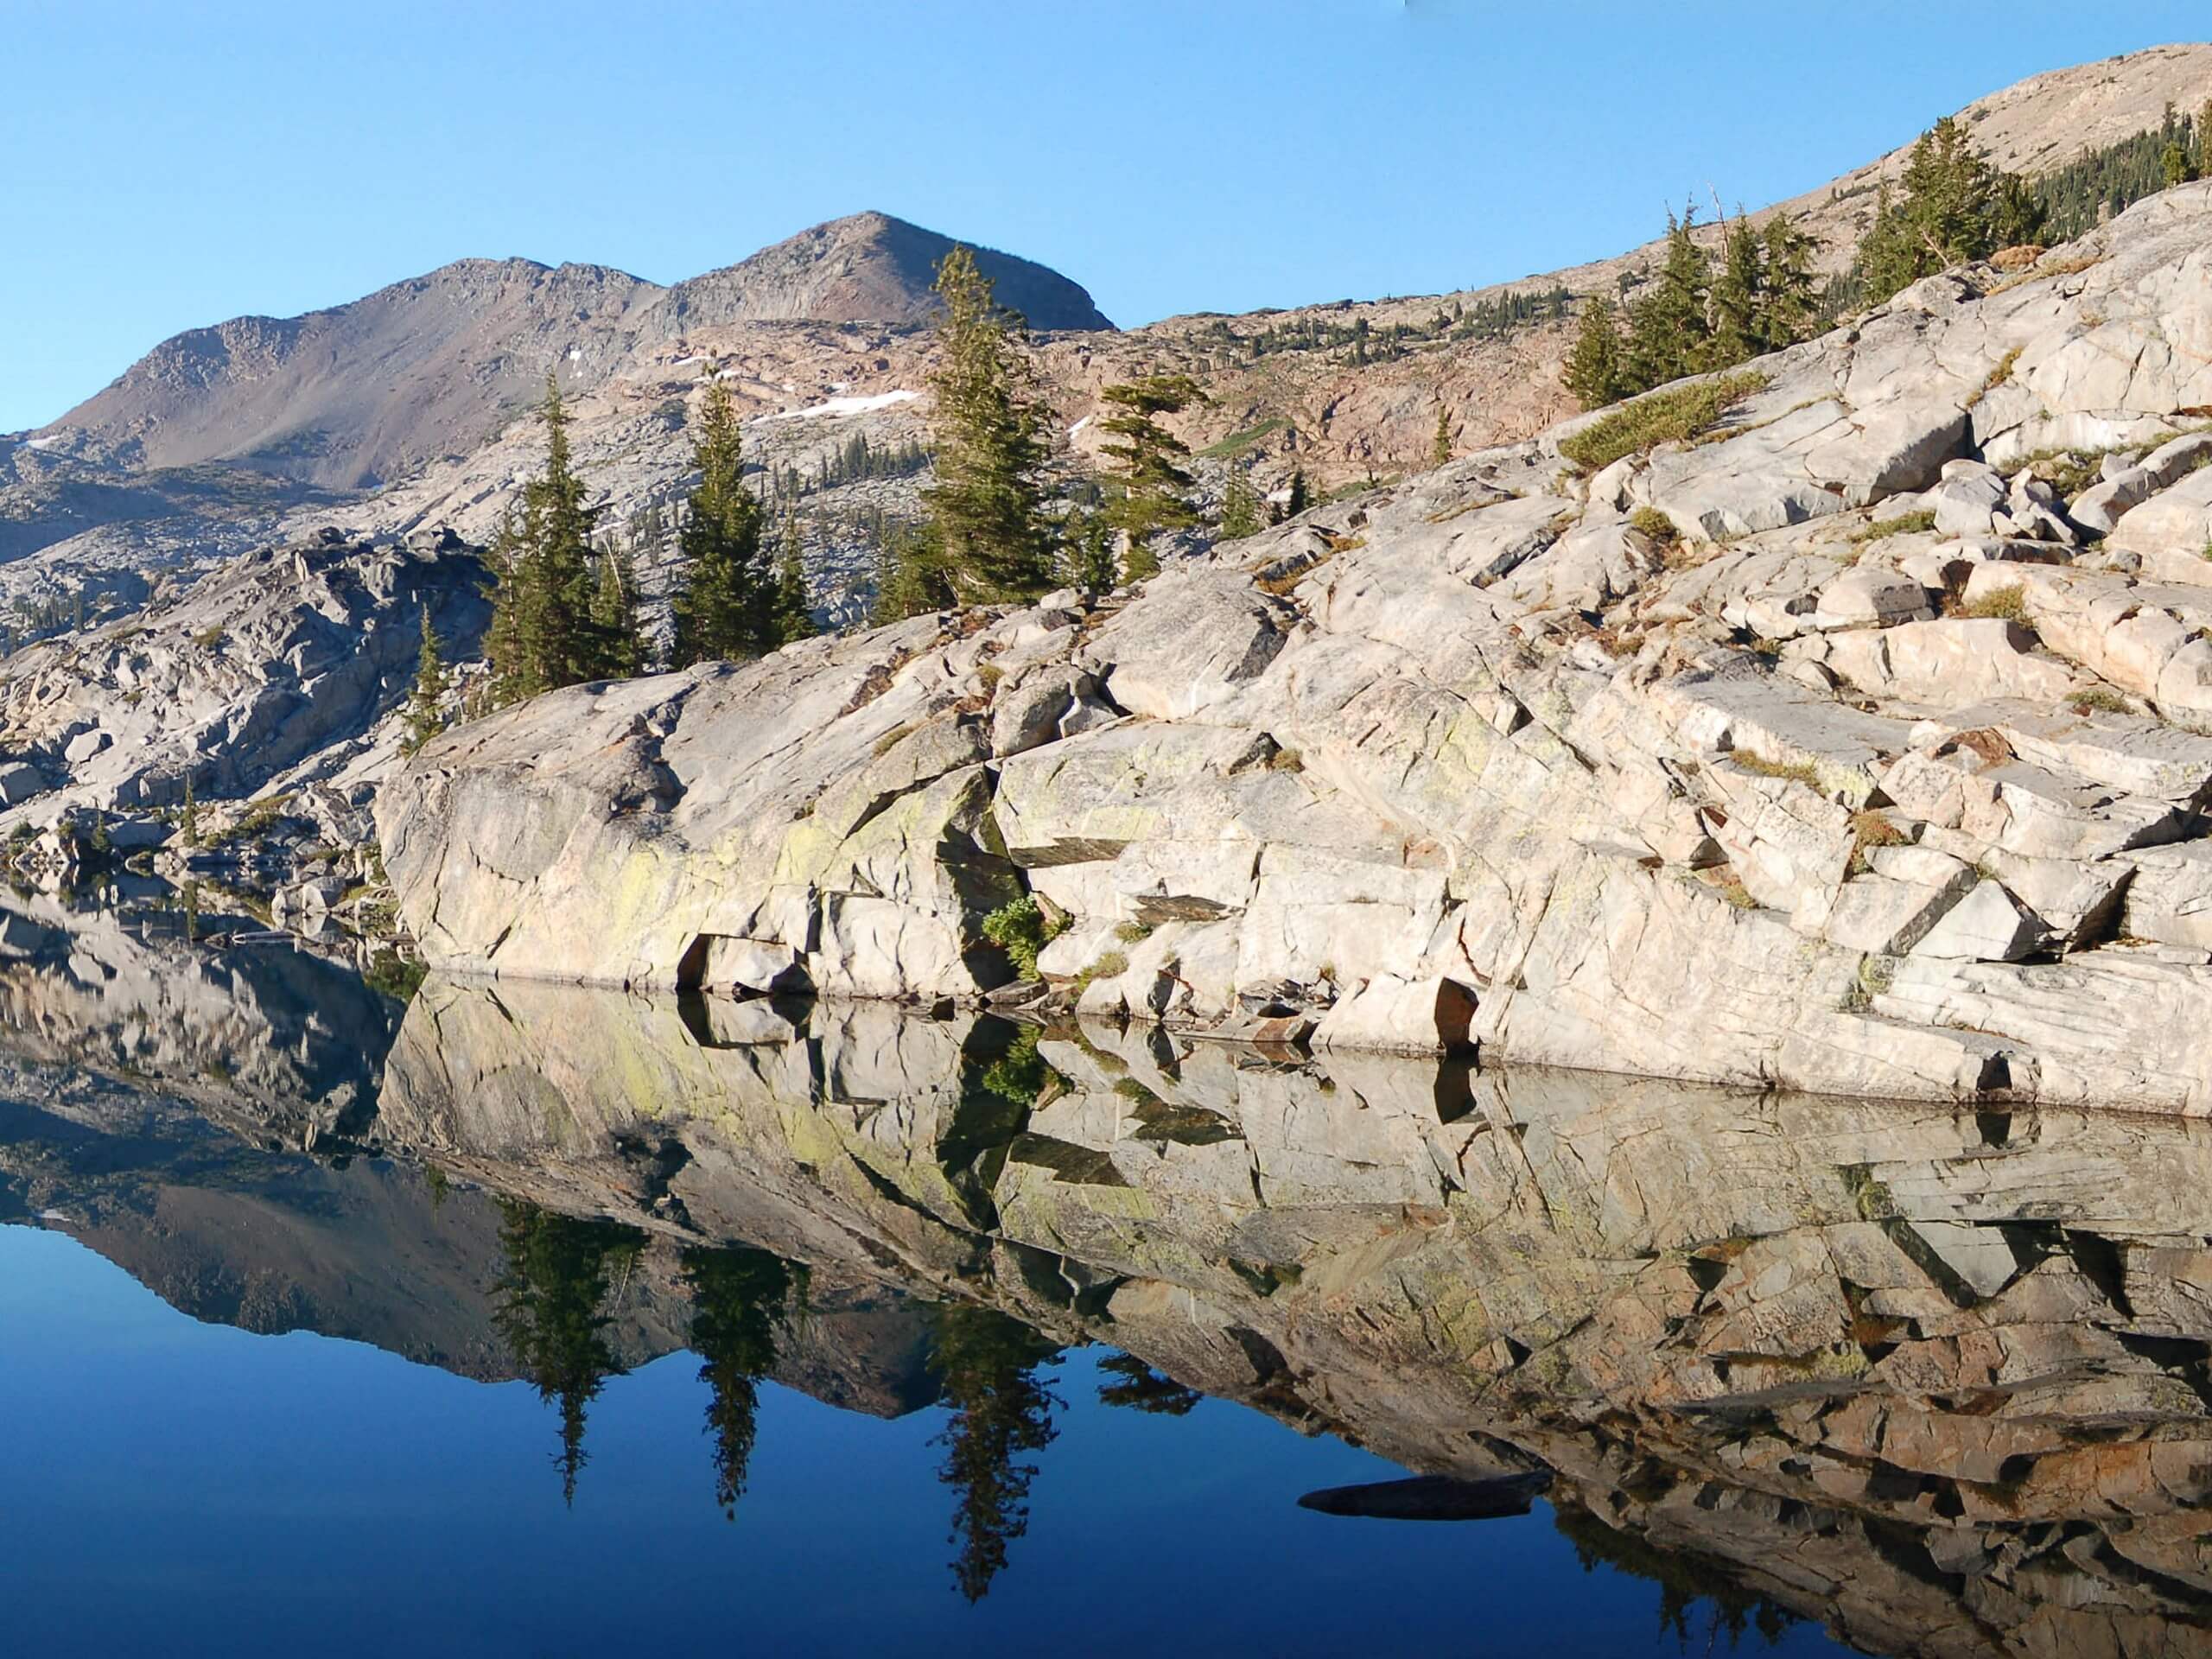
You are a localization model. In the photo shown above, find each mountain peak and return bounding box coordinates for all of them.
[655,211,1114,334]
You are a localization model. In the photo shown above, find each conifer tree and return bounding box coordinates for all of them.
[671,380,773,665]
[1098,373,1205,567]
[2164,140,2193,188]
[922,248,1058,601]
[590,536,644,678]
[1854,118,2044,306]
[181,772,197,849]
[929,1304,1063,1603]
[1624,207,1713,391]
[492,1201,643,1507]
[403,610,448,755]
[772,513,815,643]
[1217,467,1262,540]
[1707,211,1764,368]
[1431,401,1453,467]
[2200,99,2212,180]
[1283,468,1310,519]
[1756,214,1821,348]
[1562,296,1628,409]
[682,1245,803,1521]
[482,376,607,705]
[1061,506,1119,592]
[874,521,957,622]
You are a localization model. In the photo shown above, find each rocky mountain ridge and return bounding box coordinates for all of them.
[36,213,1111,495]
[9,46,2210,646]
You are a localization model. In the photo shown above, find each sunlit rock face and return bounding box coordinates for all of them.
[367,980,2212,1656]
[384,185,2212,1105]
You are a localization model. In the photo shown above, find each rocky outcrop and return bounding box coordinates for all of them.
[0,527,486,849]
[385,184,2212,1110]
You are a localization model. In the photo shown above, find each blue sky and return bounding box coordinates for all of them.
[3,1,2208,432]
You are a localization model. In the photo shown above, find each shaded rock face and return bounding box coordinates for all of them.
[0,529,486,831]
[388,182,2212,1107]
[370,982,2212,1658]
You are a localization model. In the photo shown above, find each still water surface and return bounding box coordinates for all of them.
[0,1226,1845,1658]
[0,893,2202,1656]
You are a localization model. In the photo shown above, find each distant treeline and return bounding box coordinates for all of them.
[765,430,931,503]
[2032,102,2209,241]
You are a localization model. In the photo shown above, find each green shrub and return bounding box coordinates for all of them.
[980,894,1061,979]
[1627,505,1680,544]
[1558,372,1768,471]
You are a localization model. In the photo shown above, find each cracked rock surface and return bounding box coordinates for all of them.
[386,185,2212,1106]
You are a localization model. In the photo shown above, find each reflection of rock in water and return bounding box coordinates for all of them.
[0,891,399,1145]
[375,975,2212,1656]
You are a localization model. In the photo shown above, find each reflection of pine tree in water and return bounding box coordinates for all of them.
[928,1303,1064,1603]
[680,1245,807,1520]
[1095,1352,1202,1415]
[492,1199,645,1506]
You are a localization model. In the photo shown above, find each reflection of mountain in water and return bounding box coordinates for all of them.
[3,896,2212,1648]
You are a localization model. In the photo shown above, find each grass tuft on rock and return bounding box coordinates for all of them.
[1957,585,2030,621]
[1559,372,1769,471]
[1849,509,1937,544]
[1732,751,1821,787]
[2069,685,2132,716]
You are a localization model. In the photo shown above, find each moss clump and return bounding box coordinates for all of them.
[1558,372,1768,471]
[871,721,921,758]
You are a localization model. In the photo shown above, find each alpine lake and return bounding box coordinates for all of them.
[2,882,2206,1658]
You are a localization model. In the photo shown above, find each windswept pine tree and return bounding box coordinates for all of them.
[922,247,1058,601]
[671,380,777,666]
[1282,468,1310,520]
[1431,401,1453,467]
[1099,372,1205,578]
[482,376,620,706]
[402,610,448,755]
[1853,117,2046,306]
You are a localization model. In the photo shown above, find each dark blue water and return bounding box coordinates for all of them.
[0,1225,1847,1659]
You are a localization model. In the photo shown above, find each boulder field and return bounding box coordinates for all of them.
[382,182,2212,1112]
